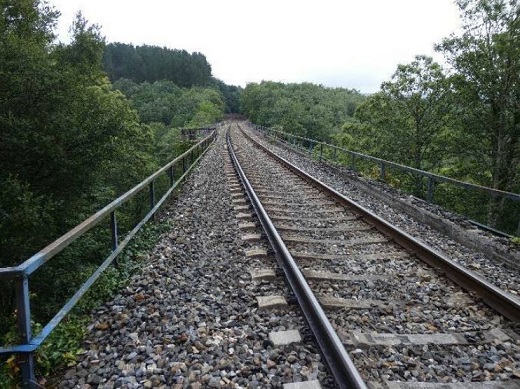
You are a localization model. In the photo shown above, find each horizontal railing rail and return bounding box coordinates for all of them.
[252,124,520,234]
[0,128,217,388]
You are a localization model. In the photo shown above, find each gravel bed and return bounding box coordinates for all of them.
[349,343,520,383]
[59,129,333,388]
[244,125,520,298]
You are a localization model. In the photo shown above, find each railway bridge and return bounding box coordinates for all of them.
[2,122,520,389]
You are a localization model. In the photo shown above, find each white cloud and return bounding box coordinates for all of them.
[50,0,461,92]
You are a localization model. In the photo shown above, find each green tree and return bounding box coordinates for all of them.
[0,1,156,328]
[335,56,452,198]
[361,56,450,171]
[103,43,213,87]
[240,81,365,141]
[436,0,520,227]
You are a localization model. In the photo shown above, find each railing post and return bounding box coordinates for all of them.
[110,211,119,267]
[427,177,435,203]
[168,166,174,187]
[380,162,386,181]
[182,156,187,173]
[351,154,356,172]
[319,143,323,162]
[333,147,337,162]
[149,181,156,221]
[16,276,36,388]
[110,211,118,251]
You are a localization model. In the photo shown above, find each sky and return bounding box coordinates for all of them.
[50,0,461,93]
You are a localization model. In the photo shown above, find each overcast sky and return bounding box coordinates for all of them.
[50,0,461,93]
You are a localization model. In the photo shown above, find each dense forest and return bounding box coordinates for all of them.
[103,43,213,87]
[103,43,241,114]
[240,0,519,234]
[240,82,365,142]
[0,0,237,382]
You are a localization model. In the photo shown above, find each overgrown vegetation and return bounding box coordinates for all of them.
[339,0,520,234]
[103,43,241,114]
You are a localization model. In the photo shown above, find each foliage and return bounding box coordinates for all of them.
[113,79,225,127]
[212,78,242,113]
[0,0,159,369]
[331,0,520,233]
[335,56,453,196]
[103,42,213,87]
[240,81,365,141]
[435,0,520,227]
[0,0,222,384]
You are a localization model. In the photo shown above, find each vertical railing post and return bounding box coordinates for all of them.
[351,154,356,172]
[149,181,156,221]
[182,155,187,173]
[427,176,435,203]
[16,276,36,388]
[110,211,119,267]
[333,147,337,163]
[380,162,386,181]
[110,211,118,251]
[168,165,174,187]
[319,143,323,162]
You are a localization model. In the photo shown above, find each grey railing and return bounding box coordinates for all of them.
[253,124,520,234]
[0,129,216,388]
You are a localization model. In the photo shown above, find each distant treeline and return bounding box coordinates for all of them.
[103,43,240,113]
[103,43,212,87]
[240,81,366,142]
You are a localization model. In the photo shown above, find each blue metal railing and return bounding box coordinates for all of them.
[253,124,520,235]
[0,129,217,387]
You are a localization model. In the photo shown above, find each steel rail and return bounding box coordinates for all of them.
[238,125,520,323]
[226,130,367,389]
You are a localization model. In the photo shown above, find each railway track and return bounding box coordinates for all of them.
[226,122,520,388]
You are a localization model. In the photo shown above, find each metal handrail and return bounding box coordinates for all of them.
[0,129,217,388]
[254,124,520,203]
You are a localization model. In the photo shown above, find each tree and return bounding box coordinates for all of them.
[381,55,450,171]
[0,3,155,265]
[103,43,213,87]
[436,0,520,227]
[342,56,450,169]
[240,81,365,141]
